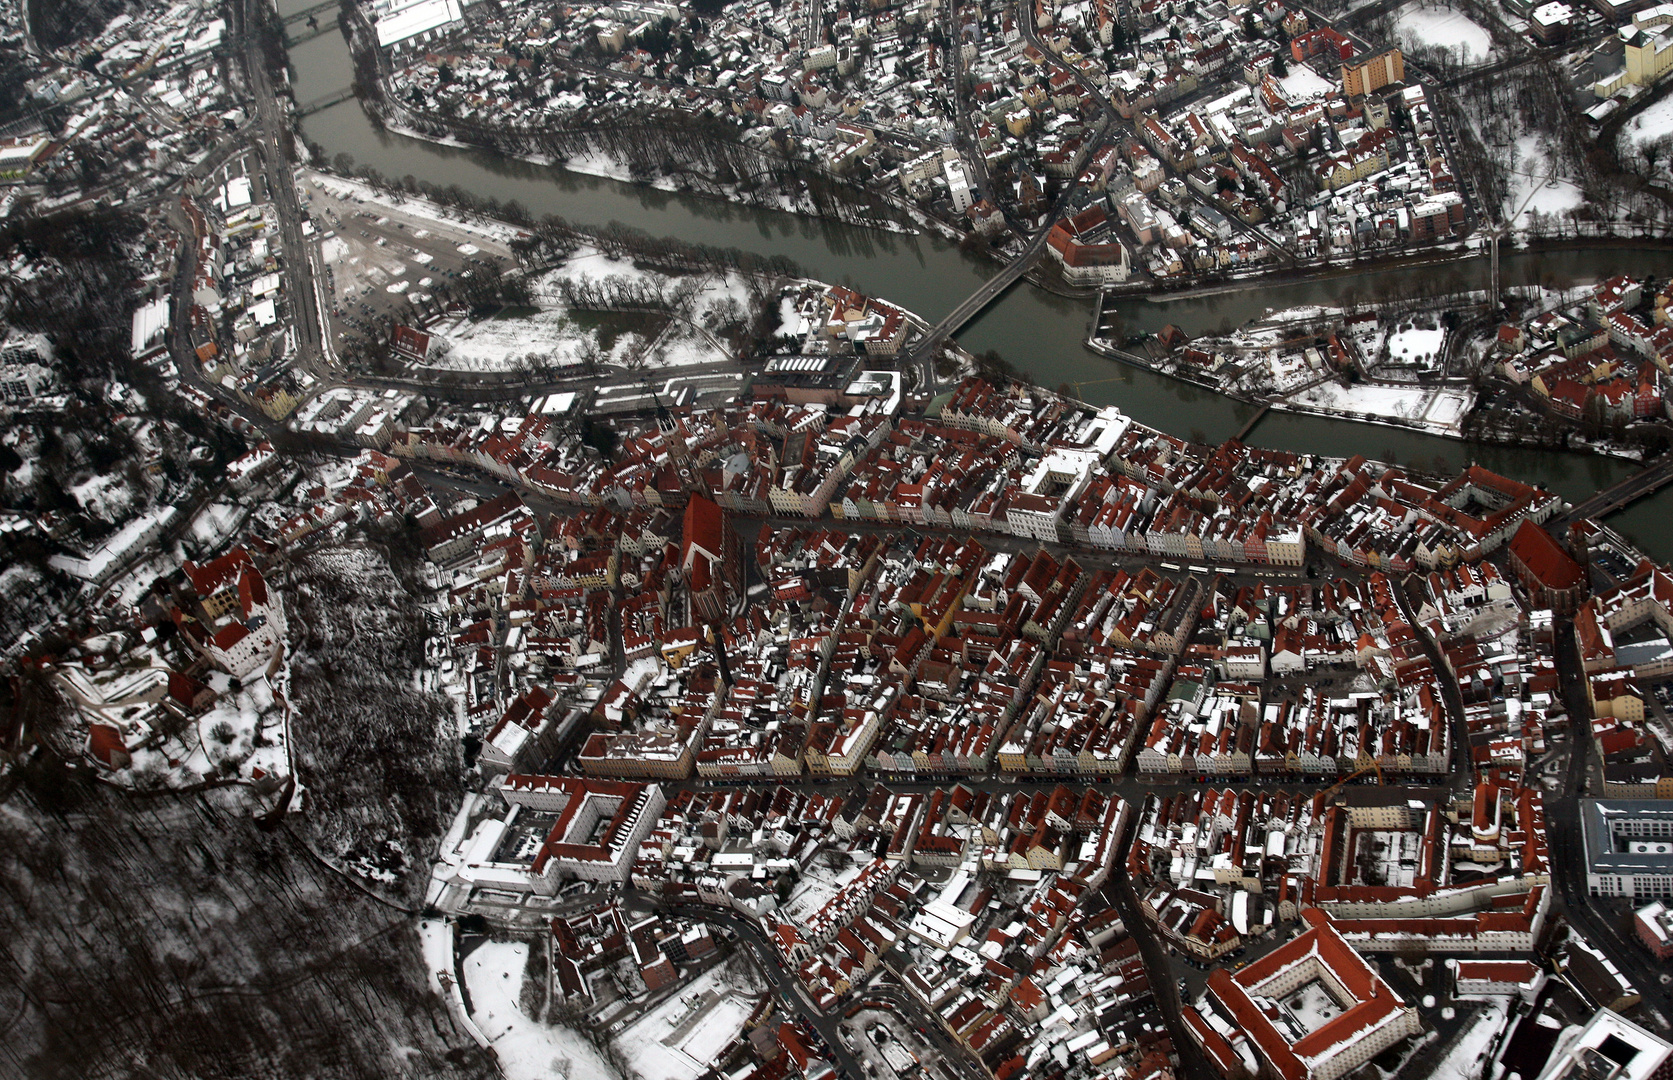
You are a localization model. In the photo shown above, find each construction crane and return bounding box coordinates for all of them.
[1320,761,1386,801]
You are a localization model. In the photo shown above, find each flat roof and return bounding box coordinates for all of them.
[1535,1007,1673,1080]
[1583,799,1673,874]
[375,0,462,47]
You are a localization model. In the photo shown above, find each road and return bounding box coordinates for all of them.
[1549,622,1673,1022]
[237,0,330,381]
[897,0,1131,393]
[412,462,1348,591]
[898,115,1116,393]
[655,900,868,1079]
[1555,454,1673,526]
[1014,0,1294,267]
[644,893,993,1080]
[1392,574,1474,793]
[852,984,990,1080]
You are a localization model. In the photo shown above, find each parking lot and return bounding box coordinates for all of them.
[299,171,514,358]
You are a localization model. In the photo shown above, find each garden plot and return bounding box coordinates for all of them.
[1393,2,1494,61]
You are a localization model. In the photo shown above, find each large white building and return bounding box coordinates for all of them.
[450,775,668,891]
[1533,1008,1673,1080]
[1585,800,1673,899]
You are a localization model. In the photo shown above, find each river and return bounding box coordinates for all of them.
[278,3,1672,558]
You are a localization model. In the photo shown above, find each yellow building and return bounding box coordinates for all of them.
[1627,32,1673,88]
[1341,49,1404,97]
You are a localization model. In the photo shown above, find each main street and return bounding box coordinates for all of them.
[237,0,330,380]
[1550,623,1673,1022]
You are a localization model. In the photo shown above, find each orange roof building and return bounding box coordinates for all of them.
[1507,519,1586,613]
[1193,908,1420,1080]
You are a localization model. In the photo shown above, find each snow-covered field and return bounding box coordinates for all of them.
[1394,3,1493,61]
[1387,327,1445,366]
[418,249,752,373]
[463,939,620,1080]
[1287,381,1475,434]
[615,961,757,1080]
[1623,95,1673,147]
[1506,136,1584,227]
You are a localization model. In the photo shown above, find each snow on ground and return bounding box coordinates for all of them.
[71,473,137,523]
[419,919,454,997]
[1506,136,1584,227]
[614,961,758,1080]
[1287,381,1475,434]
[463,939,620,1080]
[1387,327,1445,366]
[424,308,593,372]
[50,506,178,582]
[560,150,635,186]
[776,293,808,338]
[188,501,246,552]
[782,853,869,924]
[307,169,526,246]
[1277,981,1342,1029]
[424,249,747,373]
[1394,2,1493,61]
[1428,1000,1509,1080]
[1277,65,1335,103]
[1623,94,1673,147]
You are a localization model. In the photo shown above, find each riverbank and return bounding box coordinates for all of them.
[1083,309,1646,462]
[273,0,1673,559]
[1106,235,1673,307]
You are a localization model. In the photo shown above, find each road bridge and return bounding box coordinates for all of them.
[900,241,1047,368]
[282,0,337,25]
[1556,456,1673,525]
[296,86,357,117]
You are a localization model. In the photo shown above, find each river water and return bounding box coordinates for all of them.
[279,5,1671,557]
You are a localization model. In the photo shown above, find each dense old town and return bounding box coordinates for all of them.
[11,0,1673,1076]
